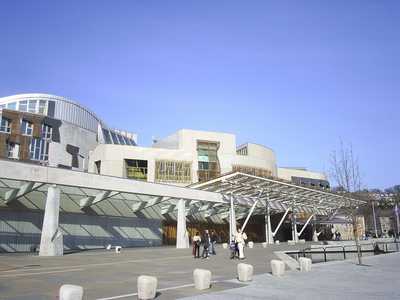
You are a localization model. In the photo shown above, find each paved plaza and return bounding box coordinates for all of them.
[0,243,306,300]
[1,243,398,299]
[183,252,400,300]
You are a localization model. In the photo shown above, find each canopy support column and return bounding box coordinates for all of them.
[371,200,378,237]
[176,199,189,249]
[298,214,314,238]
[291,197,298,242]
[241,190,263,232]
[265,192,274,244]
[273,207,290,237]
[312,215,320,242]
[229,193,237,241]
[39,185,63,256]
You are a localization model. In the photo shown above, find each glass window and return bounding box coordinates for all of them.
[38,100,47,114]
[41,124,52,139]
[197,141,220,182]
[30,138,40,160]
[102,129,112,144]
[121,135,129,145]
[6,102,17,110]
[127,138,136,146]
[117,135,126,145]
[125,159,148,180]
[0,118,11,133]
[21,120,33,135]
[7,143,19,159]
[29,138,49,161]
[110,131,119,144]
[0,104,5,109]
[19,100,28,112]
[28,100,37,113]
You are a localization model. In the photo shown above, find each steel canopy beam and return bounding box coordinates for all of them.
[4,181,45,204]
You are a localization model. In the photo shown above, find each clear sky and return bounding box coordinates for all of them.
[0,1,399,189]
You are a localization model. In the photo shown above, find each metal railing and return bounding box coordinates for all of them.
[286,241,400,263]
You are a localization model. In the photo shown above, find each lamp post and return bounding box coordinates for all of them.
[395,203,400,237]
[372,200,378,238]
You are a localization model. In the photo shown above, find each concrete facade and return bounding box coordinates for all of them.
[89,129,323,187]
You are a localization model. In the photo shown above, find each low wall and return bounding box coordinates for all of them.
[0,209,162,253]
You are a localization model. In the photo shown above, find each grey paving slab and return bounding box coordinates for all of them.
[0,243,310,300]
[180,252,400,300]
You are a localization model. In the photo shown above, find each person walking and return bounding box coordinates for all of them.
[192,232,201,258]
[210,230,218,255]
[229,235,237,259]
[201,230,211,259]
[235,228,247,260]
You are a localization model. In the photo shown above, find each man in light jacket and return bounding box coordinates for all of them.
[235,228,247,260]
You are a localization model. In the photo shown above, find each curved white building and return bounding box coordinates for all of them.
[0,93,136,170]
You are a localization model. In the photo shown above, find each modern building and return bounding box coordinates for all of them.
[0,93,336,253]
[0,94,136,171]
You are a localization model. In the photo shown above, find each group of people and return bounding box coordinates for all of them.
[191,228,248,260]
[192,230,218,259]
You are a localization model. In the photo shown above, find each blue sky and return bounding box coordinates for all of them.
[0,1,399,189]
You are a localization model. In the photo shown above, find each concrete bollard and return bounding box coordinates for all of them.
[287,240,296,246]
[248,241,254,248]
[270,260,285,277]
[137,275,157,300]
[115,246,122,253]
[298,239,306,244]
[222,243,228,249]
[106,244,112,250]
[193,268,212,290]
[59,284,84,300]
[275,240,280,245]
[299,257,312,272]
[237,263,253,282]
[262,242,267,248]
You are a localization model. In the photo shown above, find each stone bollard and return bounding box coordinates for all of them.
[262,242,267,248]
[115,246,122,253]
[270,260,285,277]
[299,257,312,272]
[59,284,84,300]
[237,263,253,282]
[287,240,296,246]
[137,275,157,300]
[298,239,306,244]
[275,240,280,245]
[248,241,254,248]
[193,268,212,290]
[222,243,228,249]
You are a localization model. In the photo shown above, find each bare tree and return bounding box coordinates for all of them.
[329,140,362,193]
[329,140,365,265]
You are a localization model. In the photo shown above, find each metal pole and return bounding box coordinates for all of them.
[291,197,298,242]
[353,212,362,265]
[395,203,400,237]
[372,200,378,238]
[229,192,237,242]
[241,190,263,232]
[298,214,314,237]
[265,192,273,244]
[273,208,290,237]
[292,211,298,242]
